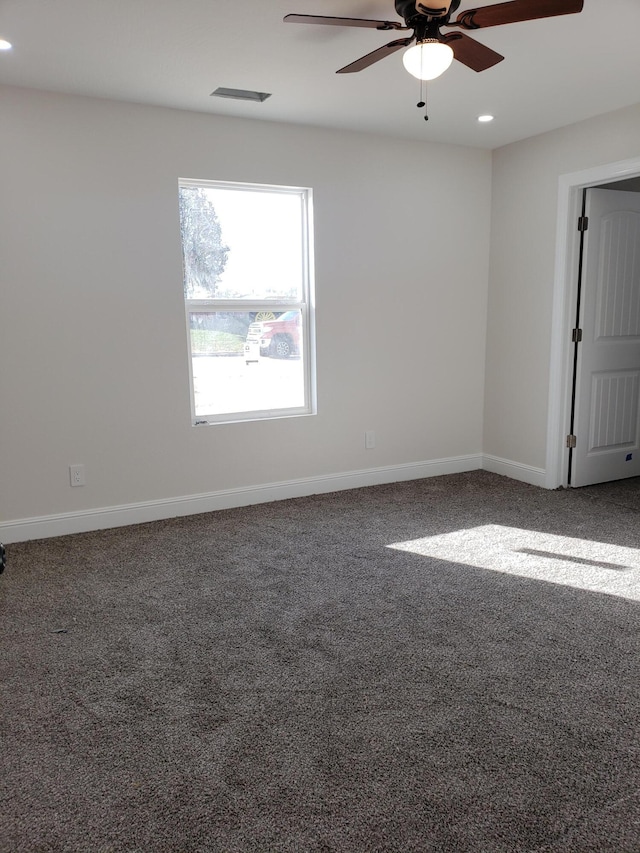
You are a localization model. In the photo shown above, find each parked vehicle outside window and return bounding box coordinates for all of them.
[245,310,301,363]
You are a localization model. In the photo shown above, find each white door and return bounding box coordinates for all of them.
[571,188,640,487]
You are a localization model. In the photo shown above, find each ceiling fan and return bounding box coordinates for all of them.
[284,0,584,80]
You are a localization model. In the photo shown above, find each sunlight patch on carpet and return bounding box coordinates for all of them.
[388,526,640,601]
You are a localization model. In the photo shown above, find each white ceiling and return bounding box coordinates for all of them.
[1,0,639,149]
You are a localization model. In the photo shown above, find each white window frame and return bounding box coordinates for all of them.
[179,178,316,425]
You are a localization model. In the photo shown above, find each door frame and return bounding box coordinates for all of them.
[545,155,640,489]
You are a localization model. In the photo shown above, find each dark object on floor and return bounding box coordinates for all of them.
[0,541,5,574]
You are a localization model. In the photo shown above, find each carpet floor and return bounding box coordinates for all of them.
[1,470,639,852]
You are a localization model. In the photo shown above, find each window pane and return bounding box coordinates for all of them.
[179,178,314,425]
[190,311,306,418]
[179,185,305,300]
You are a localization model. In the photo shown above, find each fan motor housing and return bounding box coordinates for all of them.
[417,2,450,14]
[395,0,457,20]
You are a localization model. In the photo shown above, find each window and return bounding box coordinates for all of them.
[178,179,315,424]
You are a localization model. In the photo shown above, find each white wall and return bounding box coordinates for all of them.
[0,85,492,540]
[484,102,640,474]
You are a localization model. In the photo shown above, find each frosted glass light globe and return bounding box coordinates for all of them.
[403,40,454,80]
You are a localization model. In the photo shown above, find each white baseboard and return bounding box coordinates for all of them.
[482,454,547,488]
[1,454,483,543]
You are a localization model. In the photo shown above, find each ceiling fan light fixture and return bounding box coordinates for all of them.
[0,38,12,50]
[402,39,454,80]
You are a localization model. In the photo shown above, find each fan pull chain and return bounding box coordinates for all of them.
[417,79,429,121]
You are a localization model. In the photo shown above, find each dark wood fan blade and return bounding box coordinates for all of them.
[442,32,504,71]
[284,14,407,31]
[336,37,414,73]
[451,0,583,30]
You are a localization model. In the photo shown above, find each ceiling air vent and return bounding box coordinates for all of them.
[211,87,271,103]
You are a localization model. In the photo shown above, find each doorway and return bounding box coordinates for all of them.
[568,186,640,486]
[545,156,640,490]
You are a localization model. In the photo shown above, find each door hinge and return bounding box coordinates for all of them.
[578,215,589,232]
[571,328,583,343]
[566,434,577,449]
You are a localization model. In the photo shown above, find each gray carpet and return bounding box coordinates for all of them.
[1,470,639,852]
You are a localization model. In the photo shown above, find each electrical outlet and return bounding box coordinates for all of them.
[69,464,85,487]
[365,430,376,449]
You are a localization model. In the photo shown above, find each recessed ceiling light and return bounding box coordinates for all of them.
[0,38,12,50]
[478,114,494,123]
